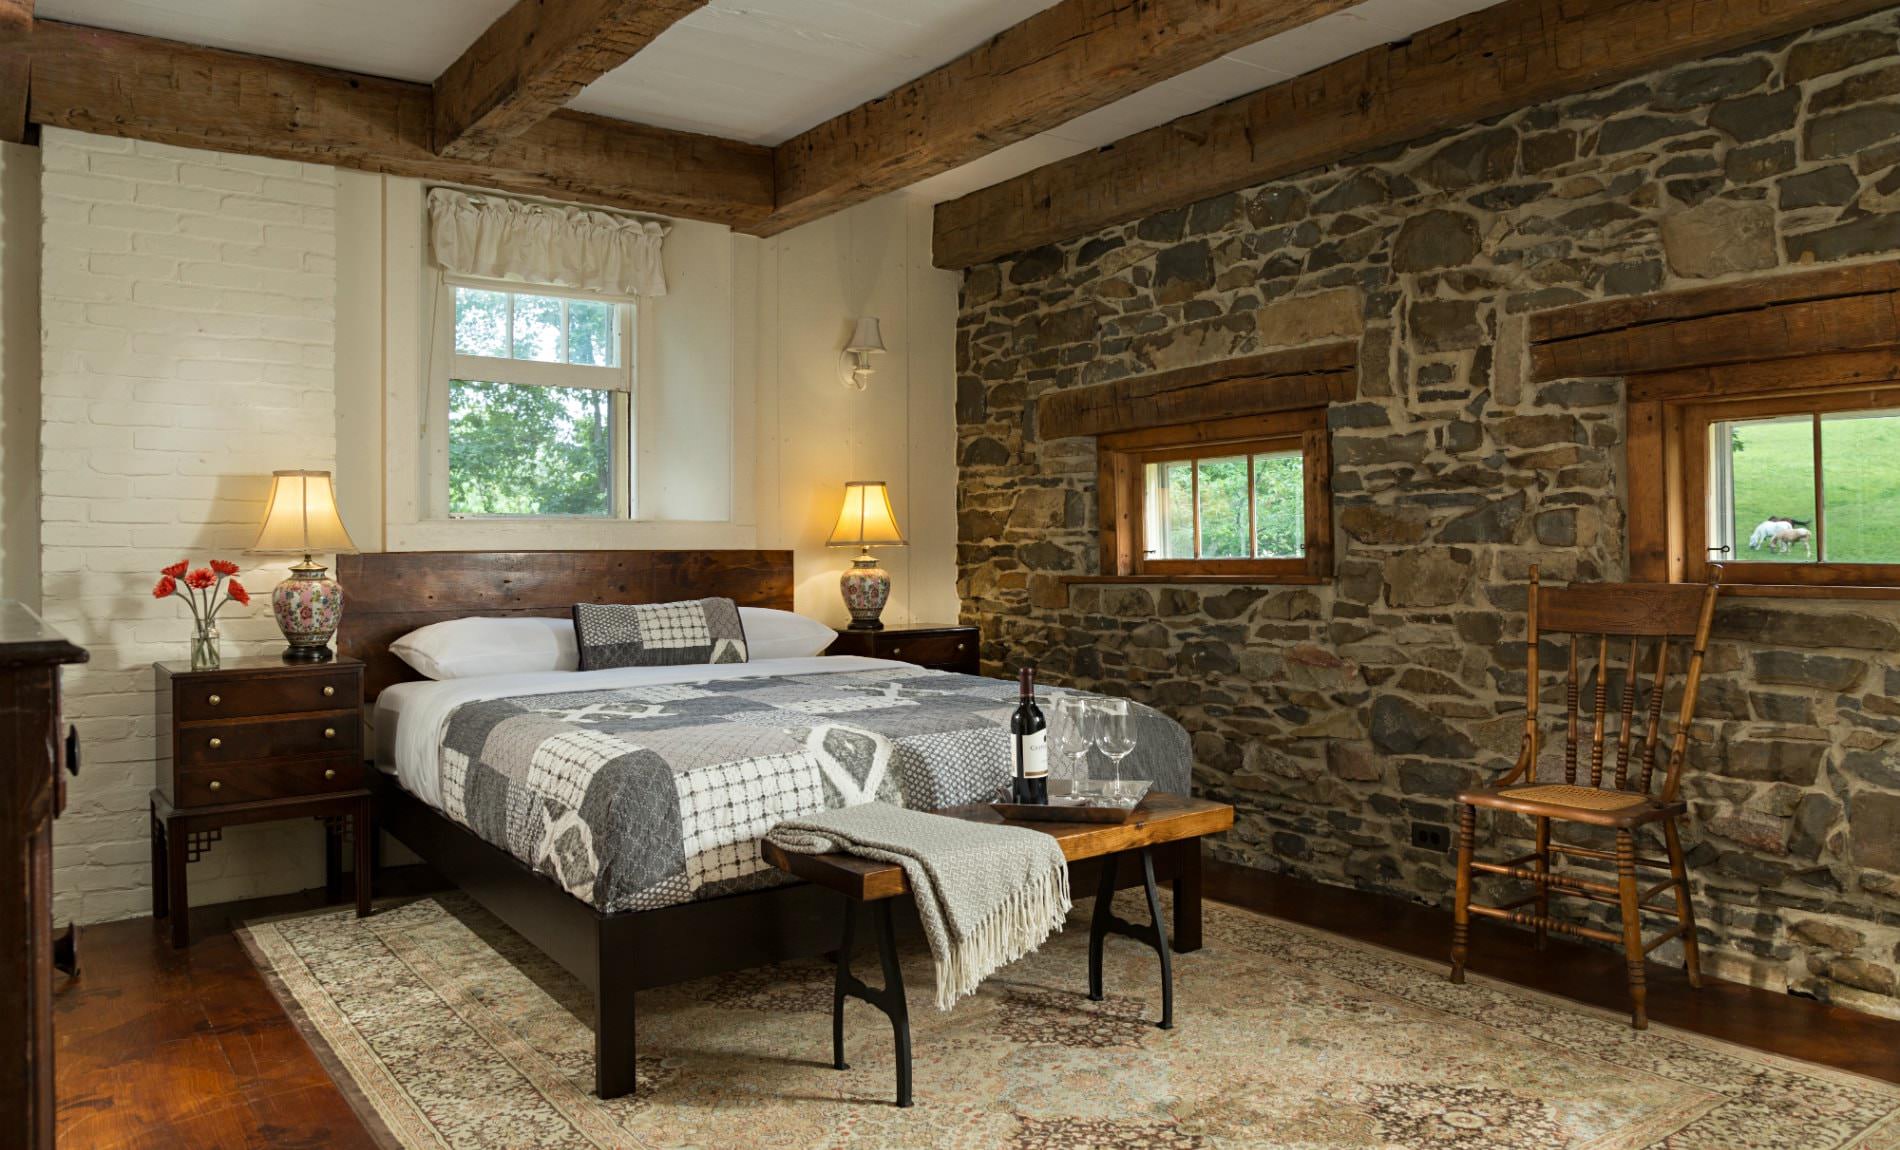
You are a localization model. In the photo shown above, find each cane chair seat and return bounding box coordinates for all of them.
[1459,783,1684,828]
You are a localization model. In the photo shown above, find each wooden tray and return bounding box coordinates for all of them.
[989,799,1142,824]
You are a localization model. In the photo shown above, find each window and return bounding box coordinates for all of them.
[444,282,634,518]
[1681,386,1900,589]
[1097,409,1331,581]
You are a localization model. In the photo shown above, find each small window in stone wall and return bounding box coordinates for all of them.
[1097,408,1332,582]
[1681,386,1900,592]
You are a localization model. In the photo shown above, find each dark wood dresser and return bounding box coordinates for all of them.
[826,623,980,675]
[0,601,87,1150]
[151,655,370,947]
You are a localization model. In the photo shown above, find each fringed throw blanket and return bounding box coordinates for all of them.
[765,802,1072,1009]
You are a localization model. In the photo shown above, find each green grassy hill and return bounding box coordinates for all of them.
[1727,411,1900,565]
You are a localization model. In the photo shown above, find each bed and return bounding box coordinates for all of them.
[339,549,1202,1099]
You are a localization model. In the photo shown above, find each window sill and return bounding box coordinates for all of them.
[1715,583,1900,601]
[1058,574,1331,586]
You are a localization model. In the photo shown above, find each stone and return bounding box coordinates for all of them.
[1787,29,1897,84]
[1008,245,1064,285]
[1392,210,1482,273]
[1604,260,1666,296]
[1655,58,1772,111]
[1254,287,1362,348]
[1007,487,1065,530]
[1722,739,1826,785]
[1415,126,1518,190]
[1810,63,1900,117]
[1370,695,1478,759]
[1101,587,1154,618]
[1438,491,1526,544]
[1792,918,1865,952]
[1707,811,1789,854]
[1397,760,1472,797]
[1494,414,1584,448]
[1805,102,1900,161]
[1335,431,1429,467]
[1187,193,1240,236]
[1706,88,1800,143]
[1328,742,1384,782]
[955,377,987,423]
[1778,164,1861,210]
[1136,206,1188,244]
[1726,141,1797,185]
[1751,650,1867,691]
[1790,792,1839,861]
[1522,130,1578,174]
[1246,187,1308,228]
[961,437,1010,467]
[1036,305,1098,348]
[1314,171,1390,214]
[1841,749,1900,790]
[1202,588,1265,621]
[1339,505,1431,545]
[1661,198,1777,278]
[1154,241,1214,305]
[1786,214,1900,265]
[1713,605,1900,651]
[1076,235,1125,267]
[1384,549,1474,608]
[1533,508,1577,547]
[1408,299,1485,352]
[1825,957,1897,997]
[964,265,1001,308]
[1596,114,1697,154]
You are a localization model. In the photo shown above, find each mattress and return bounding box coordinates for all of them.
[374,657,1193,913]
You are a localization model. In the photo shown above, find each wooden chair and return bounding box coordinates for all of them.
[1449,564,1722,1028]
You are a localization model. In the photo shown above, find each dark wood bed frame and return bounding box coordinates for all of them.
[337,549,1201,1100]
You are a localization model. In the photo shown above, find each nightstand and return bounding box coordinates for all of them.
[826,624,980,675]
[150,655,369,948]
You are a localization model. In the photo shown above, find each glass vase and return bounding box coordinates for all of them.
[190,623,221,671]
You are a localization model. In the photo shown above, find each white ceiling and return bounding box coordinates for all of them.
[41,0,1508,207]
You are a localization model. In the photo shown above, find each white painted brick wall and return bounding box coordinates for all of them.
[40,129,338,923]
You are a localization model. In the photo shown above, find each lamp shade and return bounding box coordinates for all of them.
[826,481,906,548]
[844,317,885,354]
[251,470,358,555]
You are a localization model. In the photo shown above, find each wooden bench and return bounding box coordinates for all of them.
[761,794,1235,1107]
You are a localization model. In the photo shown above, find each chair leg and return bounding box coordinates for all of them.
[1533,816,1550,952]
[1663,817,1701,989]
[1450,803,1475,985]
[1615,829,1647,1029]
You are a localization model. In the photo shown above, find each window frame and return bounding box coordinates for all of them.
[1678,383,1900,591]
[434,276,637,521]
[1096,407,1332,583]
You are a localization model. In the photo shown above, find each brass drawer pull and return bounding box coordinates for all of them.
[893,647,902,655]
[208,693,221,706]
[324,728,336,739]
[208,737,222,749]
[208,779,221,791]
[324,768,336,780]
[956,643,966,651]
[323,685,335,698]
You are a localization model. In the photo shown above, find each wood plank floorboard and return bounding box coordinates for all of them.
[52,862,1900,1148]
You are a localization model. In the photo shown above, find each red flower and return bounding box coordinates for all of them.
[184,568,216,590]
[209,559,239,576]
[152,575,177,599]
[160,560,189,579]
[227,581,250,606]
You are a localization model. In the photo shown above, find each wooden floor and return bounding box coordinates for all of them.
[54,862,1900,1149]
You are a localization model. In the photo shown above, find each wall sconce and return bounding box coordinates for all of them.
[840,317,885,390]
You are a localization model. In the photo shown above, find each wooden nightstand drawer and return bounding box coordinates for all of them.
[176,757,361,806]
[881,632,973,669]
[179,710,359,767]
[176,667,359,721]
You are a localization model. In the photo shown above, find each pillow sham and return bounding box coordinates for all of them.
[390,615,578,680]
[738,606,836,660]
[572,597,748,669]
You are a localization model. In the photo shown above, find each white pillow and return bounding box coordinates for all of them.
[390,616,578,680]
[739,607,837,660]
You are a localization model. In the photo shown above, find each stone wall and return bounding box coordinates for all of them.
[956,10,1900,1016]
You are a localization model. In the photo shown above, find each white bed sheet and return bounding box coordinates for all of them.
[374,655,912,811]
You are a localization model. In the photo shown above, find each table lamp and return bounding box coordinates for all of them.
[251,470,358,661]
[826,480,906,630]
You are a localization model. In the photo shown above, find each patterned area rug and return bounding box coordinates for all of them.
[239,893,1900,1149]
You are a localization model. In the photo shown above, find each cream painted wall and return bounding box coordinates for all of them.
[0,142,40,606]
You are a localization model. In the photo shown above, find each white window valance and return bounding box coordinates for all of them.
[427,187,669,298]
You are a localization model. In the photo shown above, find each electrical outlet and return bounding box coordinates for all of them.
[1411,823,1451,852]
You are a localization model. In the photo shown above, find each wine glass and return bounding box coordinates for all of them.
[1050,695,1092,787]
[1086,697,1136,796]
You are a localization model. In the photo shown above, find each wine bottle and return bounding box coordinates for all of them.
[1011,665,1049,804]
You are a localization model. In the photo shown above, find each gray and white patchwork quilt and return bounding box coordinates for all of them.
[431,666,1191,913]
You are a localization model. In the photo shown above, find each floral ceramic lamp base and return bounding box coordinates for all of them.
[273,557,344,662]
[840,551,890,631]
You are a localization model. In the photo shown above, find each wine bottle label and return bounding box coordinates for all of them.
[1021,730,1049,779]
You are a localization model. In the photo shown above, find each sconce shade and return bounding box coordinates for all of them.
[844,317,886,354]
[251,470,358,555]
[826,481,906,548]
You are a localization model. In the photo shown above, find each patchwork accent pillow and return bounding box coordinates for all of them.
[571,598,749,669]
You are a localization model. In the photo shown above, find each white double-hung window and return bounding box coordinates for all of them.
[443,280,635,518]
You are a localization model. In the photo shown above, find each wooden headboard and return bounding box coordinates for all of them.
[336,549,795,700]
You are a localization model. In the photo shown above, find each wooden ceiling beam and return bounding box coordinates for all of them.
[29,21,773,229]
[0,0,31,145]
[932,0,1899,269]
[432,0,705,160]
[750,0,1370,238]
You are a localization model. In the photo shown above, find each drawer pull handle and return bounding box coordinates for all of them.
[893,647,902,655]
[208,737,222,749]
[324,769,336,780]
[324,728,336,739]
[323,686,335,698]
[956,643,965,651]
[208,693,221,706]
[208,780,221,791]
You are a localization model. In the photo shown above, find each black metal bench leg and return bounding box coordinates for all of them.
[832,895,912,1108]
[1139,846,1174,1031]
[1087,852,1118,1002]
[832,900,856,1071]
